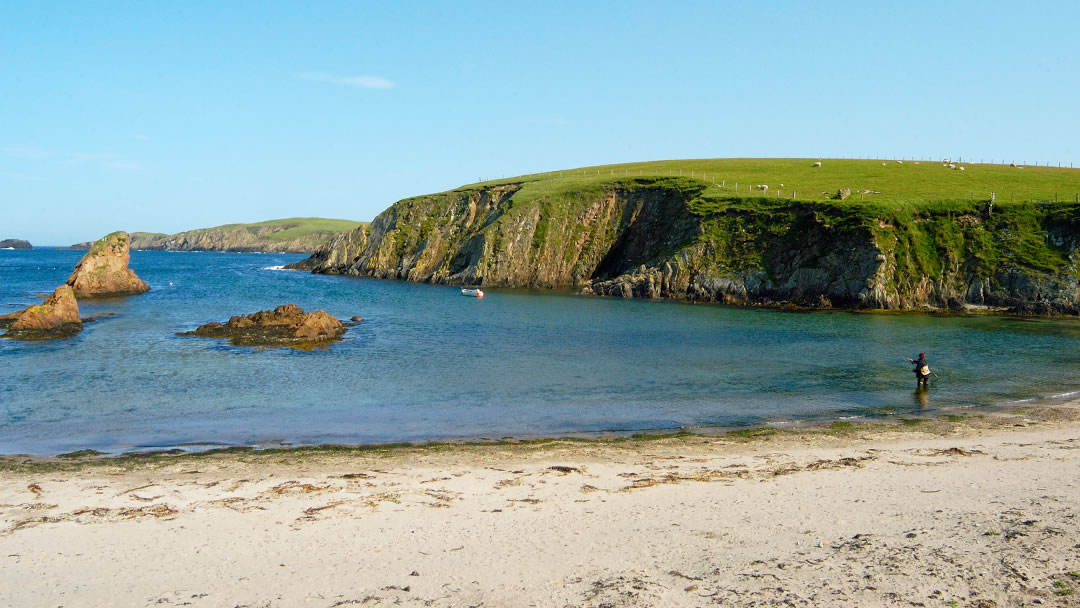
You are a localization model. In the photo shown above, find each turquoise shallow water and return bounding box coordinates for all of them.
[2,249,1080,456]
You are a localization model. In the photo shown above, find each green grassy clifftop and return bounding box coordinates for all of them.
[292,159,1080,314]
[115,218,365,253]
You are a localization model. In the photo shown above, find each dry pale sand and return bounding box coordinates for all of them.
[2,408,1080,608]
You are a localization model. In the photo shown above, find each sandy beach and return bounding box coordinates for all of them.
[2,407,1079,607]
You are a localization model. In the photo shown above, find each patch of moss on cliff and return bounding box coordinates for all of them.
[87,232,127,256]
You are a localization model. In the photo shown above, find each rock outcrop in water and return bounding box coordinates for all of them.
[0,285,83,339]
[178,304,346,347]
[0,239,32,249]
[290,176,1080,314]
[66,232,150,298]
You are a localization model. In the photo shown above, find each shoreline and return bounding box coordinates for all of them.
[2,405,1079,606]
[4,397,1077,463]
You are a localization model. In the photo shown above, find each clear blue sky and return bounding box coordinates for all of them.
[2,1,1077,245]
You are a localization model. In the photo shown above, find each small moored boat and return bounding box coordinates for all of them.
[461,288,484,298]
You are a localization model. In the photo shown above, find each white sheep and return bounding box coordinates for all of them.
[958,166,965,171]
[756,184,769,191]
[812,161,822,167]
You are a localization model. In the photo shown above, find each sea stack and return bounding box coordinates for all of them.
[0,284,83,339]
[66,231,150,297]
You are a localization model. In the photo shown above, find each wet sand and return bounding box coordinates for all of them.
[2,407,1079,607]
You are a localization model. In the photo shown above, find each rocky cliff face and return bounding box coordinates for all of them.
[292,178,1080,314]
[0,239,32,249]
[67,232,151,298]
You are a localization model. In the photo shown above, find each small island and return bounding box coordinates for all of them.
[0,239,32,250]
[177,304,347,347]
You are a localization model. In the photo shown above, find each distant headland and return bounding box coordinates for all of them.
[69,218,365,253]
[290,157,1080,315]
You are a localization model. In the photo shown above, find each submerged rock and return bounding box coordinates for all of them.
[66,232,150,298]
[0,285,83,339]
[0,239,32,249]
[178,304,347,347]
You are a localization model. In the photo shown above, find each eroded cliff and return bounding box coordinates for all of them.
[291,177,1080,314]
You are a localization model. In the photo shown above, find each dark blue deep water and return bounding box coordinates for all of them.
[2,249,1080,456]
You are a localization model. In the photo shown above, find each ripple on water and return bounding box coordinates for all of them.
[3,250,1080,455]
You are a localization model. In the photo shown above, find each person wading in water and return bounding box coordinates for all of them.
[908,352,931,387]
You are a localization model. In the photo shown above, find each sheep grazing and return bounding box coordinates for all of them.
[897,160,903,164]
[958,166,965,171]
[755,184,769,192]
[812,161,822,167]
[948,163,956,169]
[882,162,887,166]
[943,158,952,163]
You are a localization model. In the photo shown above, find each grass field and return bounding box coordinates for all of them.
[174,217,365,242]
[463,158,1080,206]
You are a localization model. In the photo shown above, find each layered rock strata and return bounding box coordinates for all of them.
[178,304,346,347]
[66,232,150,298]
[291,178,1080,314]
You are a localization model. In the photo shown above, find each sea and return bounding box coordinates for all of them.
[2,248,1080,457]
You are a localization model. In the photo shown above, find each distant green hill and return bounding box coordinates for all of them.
[293,158,1080,314]
[73,218,366,253]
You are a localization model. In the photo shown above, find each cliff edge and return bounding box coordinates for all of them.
[290,165,1080,314]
